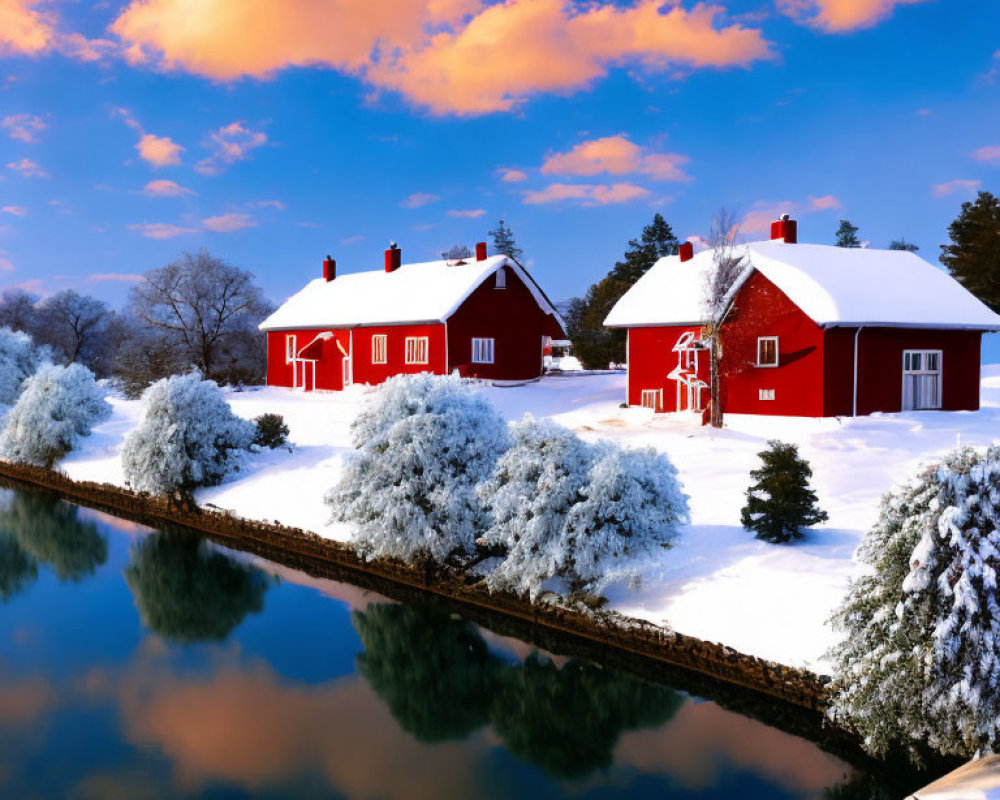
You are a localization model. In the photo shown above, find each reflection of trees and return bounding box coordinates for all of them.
[0,490,107,593]
[354,604,498,742]
[353,602,684,778]
[124,530,270,644]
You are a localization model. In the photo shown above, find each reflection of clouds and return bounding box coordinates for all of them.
[0,672,56,726]
[245,557,390,613]
[613,699,850,796]
[74,507,152,537]
[115,650,488,799]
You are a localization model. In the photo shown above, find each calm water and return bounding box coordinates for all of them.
[0,486,917,799]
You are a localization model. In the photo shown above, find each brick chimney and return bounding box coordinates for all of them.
[385,241,401,273]
[475,241,488,261]
[770,214,797,244]
[323,255,336,282]
[678,242,694,262]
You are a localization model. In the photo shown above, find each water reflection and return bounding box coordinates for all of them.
[124,530,271,644]
[355,602,683,778]
[0,535,37,602]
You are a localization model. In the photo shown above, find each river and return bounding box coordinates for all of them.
[0,485,927,798]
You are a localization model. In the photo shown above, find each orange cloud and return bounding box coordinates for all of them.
[114,109,184,168]
[195,121,267,175]
[2,113,46,143]
[109,0,772,115]
[127,222,198,239]
[776,0,934,32]
[142,179,195,197]
[971,145,1000,163]
[523,182,652,206]
[931,179,981,197]
[541,135,690,181]
[203,212,256,232]
[0,0,53,56]
[448,208,486,218]
[742,195,841,235]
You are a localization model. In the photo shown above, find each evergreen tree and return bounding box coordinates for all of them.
[568,214,677,369]
[488,219,523,262]
[740,440,828,543]
[940,190,1000,313]
[889,239,919,252]
[835,219,862,248]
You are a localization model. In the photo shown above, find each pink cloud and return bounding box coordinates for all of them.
[971,145,1000,163]
[0,0,54,56]
[448,208,486,218]
[255,199,284,209]
[498,168,528,183]
[1,113,45,143]
[87,273,144,282]
[807,194,841,210]
[403,192,440,208]
[541,134,690,181]
[1,205,27,216]
[6,157,47,177]
[142,179,195,197]
[127,222,198,239]
[115,109,183,168]
[0,253,13,272]
[195,121,267,175]
[742,202,799,235]
[931,179,981,197]
[776,0,935,32]
[523,182,652,206]
[110,0,772,116]
[202,213,257,232]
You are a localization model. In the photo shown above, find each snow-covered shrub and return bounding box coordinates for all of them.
[478,420,686,599]
[828,448,1000,759]
[0,363,110,467]
[0,326,49,409]
[327,373,510,564]
[121,372,255,498]
[740,440,828,543]
[253,413,289,449]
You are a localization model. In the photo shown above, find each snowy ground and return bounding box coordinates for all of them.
[58,368,1000,674]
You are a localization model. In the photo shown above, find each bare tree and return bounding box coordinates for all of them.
[36,290,120,374]
[0,289,42,337]
[127,250,272,382]
[702,208,746,429]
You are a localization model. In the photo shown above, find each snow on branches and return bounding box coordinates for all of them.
[829,448,1000,759]
[0,326,50,410]
[121,372,256,498]
[478,418,687,599]
[0,363,110,467]
[326,373,510,564]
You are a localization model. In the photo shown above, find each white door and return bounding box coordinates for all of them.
[902,350,942,410]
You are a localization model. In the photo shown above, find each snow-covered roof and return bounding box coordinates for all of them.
[260,254,564,331]
[604,241,1000,330]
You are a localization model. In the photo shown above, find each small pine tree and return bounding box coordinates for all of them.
[835,219,861,248]
[489,219,523,262]
[740,440,828,543]
[253,413,289,449]
[889,238,919,252]
[940,190,1000,313]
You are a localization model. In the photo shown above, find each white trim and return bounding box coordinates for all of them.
[371,334,387,364]
[901,349,943,410]
[285,334,297,365]
[756,336,779,368]
[494,268,507,289]
[640,389,662,411]
[471,337,495,364]
[405,336,429,365]
[759,388,776,401]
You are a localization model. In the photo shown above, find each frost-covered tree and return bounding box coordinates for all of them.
[0,363,110,468]
[121,372,256,499]
[327,374,510,564]
[0,289,42,339]
[740,440,828,543]
[36,290,122,376]
[828,448,1000,759]
[440,244,473,261]
[0,326,49,409]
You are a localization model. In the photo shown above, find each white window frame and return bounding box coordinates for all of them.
[285,334,297,365]
[640,389,662,411]
[405,336,429,365]
[494,268,507,289]
[371,334,387,365]
[902,349,943,410]
[471,337,495,364]
[756,336,779,368]
[759,388,775,401]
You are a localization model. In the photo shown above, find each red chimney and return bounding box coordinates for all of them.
[678,242,694,262]
[475,241,488,261]
[385,242,401,273]
[770,215,797,244]
[323,255,336,282]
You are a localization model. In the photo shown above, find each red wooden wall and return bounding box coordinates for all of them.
[626,325,706,411]
[352,324,447,386]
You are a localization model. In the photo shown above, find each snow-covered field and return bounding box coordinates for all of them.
[58,368,1000,674]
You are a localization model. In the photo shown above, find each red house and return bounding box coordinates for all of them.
[259,242,565,391]
[604,218,1000,419]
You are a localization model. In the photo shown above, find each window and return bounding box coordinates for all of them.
[494,268,507,289]
[405,337,429,365]
[471,338,495,364]
[756,337,778,367]
[902,350,942,410]
[285,334,297,364]
[371,335,387,364]
[759,388,775,401]
[641,389,661,411]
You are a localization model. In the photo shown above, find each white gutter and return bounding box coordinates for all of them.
[852,326,864,417]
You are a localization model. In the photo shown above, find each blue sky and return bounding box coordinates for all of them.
[0,0,998,310]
